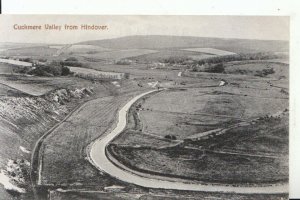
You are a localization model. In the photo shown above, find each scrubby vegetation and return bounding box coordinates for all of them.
[164,135,177,140]
[60,57,85,67]
[191,63,225,73]
[196,52,287,65]
[29,65,71,76]
[254,68,275,77]
[115,59,133,65]
[13,61,72,77]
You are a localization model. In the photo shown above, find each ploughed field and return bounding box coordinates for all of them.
[110,65,289,185]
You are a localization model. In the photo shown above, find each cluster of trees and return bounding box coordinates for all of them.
[162,56,190,64]
[29,64,71,76]
[196,52,287,65]
[13,61,71,76]
[19,58,33,62]
[254,68,275,77]
[115,59,133,65]
[159,52,286,74]
[191,63,225,73]
[161,52,286,66]
[60,57,85,67]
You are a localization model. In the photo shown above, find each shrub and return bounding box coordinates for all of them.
[254,68,275,77]
[61,66,71,76]
[65,57,78,62]
[164,134,177,140]
[38,58,47,62]
[163,56,190,64]
[61,61,83,67]
[208,63,225,73]
[191,63,225,73]
[29,64,71,77]
[19,58,32,63]
[116,59,132,65]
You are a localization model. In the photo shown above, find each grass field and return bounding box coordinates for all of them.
[109,144,287,184]
[0,63,15,74]
[130,49,212,62]
[224,60,289,79]
[110,67,288,185]
[80,49,158,61]
[183,48,236,55]
[188,115,289,155]
[1,46,58,57]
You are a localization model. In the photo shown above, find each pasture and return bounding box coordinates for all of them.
[183,47,236,56]
[111,65,289,185]
[80,49,158,61]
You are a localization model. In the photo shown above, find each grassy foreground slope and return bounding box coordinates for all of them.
[0,74,111,198]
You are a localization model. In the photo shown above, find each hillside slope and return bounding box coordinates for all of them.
[78,35,289,53]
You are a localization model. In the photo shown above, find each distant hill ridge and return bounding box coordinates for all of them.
[77,35,289,53]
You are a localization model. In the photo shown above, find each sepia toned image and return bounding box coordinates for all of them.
[0,15,289,200]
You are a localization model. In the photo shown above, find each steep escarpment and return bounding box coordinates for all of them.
[0,87,93,193]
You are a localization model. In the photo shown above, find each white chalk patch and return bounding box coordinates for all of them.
[0,170,26,193]
[20,146,30,154]
[56,188,67,192]
[111,81,120,87]
[219,80,227,86]
[104,185,125,190]
[147,81,159,88]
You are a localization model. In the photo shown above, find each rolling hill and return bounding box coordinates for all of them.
[78,35,289,54]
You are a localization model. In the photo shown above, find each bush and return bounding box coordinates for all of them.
[61,66,71,76]
[165,135,177,140]
[65,57,78,62]
[38,58,47,62]
[208,63,225,73]
[61,61,83,67]
[163,56,190,64]
[29,64,71,77]
[191,63,225,73]
[116,59,132,65]
[19,58,32,63]
[13,66,31,74]
[254,68,275,77]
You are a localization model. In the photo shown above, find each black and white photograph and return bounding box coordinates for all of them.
[0,15,291,199]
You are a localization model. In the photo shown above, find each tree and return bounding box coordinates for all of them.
[61,66,71,76]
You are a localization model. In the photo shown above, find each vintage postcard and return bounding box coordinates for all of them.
[0,15,289,200]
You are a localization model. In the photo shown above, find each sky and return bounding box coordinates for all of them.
[0,15,289,44]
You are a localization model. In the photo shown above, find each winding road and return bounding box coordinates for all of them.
[89,89,288,194]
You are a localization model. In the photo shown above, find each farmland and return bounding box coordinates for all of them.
[70,49,158,61]
[2,46,58,57]
[183,48,236,56]
[108,44,289,186]
[109,75,288,185]
[130,49,213,62]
